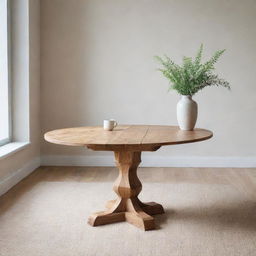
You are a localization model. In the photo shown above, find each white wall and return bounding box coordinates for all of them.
[0,0,40,195]
[40,0,256,166]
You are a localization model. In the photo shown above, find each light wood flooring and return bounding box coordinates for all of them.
[1,166,256,202]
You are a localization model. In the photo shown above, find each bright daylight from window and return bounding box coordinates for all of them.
[0,0,10,146]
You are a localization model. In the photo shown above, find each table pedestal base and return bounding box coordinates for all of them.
[87,151,164,231]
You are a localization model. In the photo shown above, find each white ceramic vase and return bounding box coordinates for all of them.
[177,95,198,131]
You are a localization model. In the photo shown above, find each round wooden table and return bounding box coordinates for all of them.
[44,125,213,231]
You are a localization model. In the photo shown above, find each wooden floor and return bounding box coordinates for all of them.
[1,166,256,201]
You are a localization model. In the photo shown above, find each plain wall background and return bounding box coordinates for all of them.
[40,0,256,161]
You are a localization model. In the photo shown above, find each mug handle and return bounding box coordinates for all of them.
[114,121,118,127]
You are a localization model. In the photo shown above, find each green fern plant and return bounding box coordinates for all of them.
[155,44,230,96]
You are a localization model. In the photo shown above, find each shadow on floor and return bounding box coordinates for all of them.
[155,200,256,231]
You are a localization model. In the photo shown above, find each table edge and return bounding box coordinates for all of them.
[44,127,213,149]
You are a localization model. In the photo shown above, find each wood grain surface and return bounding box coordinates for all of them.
[44,125,213,151]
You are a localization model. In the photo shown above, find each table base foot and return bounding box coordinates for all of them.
[106,198,164,215]
[125,212,155,231]
[88,197,164,231]
[88,212,125,226]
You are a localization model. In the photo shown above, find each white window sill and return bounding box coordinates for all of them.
[0,142,30,160]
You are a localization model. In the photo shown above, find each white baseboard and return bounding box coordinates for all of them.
[41,155,256,168]
[0,157,41,196]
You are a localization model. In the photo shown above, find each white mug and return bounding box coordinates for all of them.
[103,119,118,131]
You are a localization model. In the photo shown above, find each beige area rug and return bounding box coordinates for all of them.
[0,181,256,256]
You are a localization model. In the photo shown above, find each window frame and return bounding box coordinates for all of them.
[0,0,11,147]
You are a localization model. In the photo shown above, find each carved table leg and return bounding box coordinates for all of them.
[88,151,164,231]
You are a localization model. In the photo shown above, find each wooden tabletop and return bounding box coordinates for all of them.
[44,125,213,151]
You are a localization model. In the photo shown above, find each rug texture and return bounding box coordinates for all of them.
[0,181,256,256]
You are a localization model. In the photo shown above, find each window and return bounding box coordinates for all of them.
[0,0,31,158]
[0,0,10,146]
